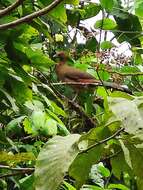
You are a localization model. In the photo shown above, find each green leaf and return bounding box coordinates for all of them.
[24,100,45,112]
[39,0,68,23]
[81,3,101,20]
[120,65,140,73]
[0,152,35,164]
[47,109,70,135]
[41,94,66,117]
[0,89,19,113]
[85,37,98,52]
[50,2,67,23]
[6,116,26,136]
[19,175,35,190]
[110,91,133,100]
[63,181,76,190]
[23,110,58,136]
[111,152,132,179]
[119,140,132,169]
[125,142,143,179]
[100,41,114,50]
[98,165,110,177]
[35,134,80,190]
[65,0,79,5]
[80,185,104,190]
[23,117,33,135]
[137,177,143,190]
[26,48,54,71]
[107,97,143,134]
[108,183,129,190]
[135,0,143,17]
[98,69,110,81]
[44,117,58,136]
[113,13,141,46]
[94,18,117,30]
[10,79,32,104]
[100,0,114,11]
[12,62,32,85]
[69,145,103,188]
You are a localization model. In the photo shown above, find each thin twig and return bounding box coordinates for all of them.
[100,150,122,162]
[0,170,33,178]
[0,0,25,18]
[80,127,124,154]
[0,165,34,172]
[0,0,64,30]
[94,28,142,34]
[100,69,143,76]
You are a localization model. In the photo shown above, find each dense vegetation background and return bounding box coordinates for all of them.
[0,0,143,189]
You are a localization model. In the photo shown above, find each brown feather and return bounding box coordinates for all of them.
[55,52,98,90]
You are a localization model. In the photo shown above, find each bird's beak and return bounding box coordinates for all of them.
[53,53,58,58]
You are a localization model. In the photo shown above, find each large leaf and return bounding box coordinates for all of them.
[39,0,67,23]
[107,97,143,134]
[69,145,103,188]
[125,141,143,180]
[111,152,132,179]
[114,13,142,46]
[23,110,58,136]
[35,134,80,190]
[26,48,55,71]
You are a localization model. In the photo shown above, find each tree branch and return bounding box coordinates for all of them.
[0,166,34,178]
[0,0,64,30]
[52,81,132,94]
[0,170,33,178]
[80,127,124,154]
[50,84,97,131]
[101,69,143,77]
[0,165,34,171]
[0,0,25,18]
[36,71,97,131]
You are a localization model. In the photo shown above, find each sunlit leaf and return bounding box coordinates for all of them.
[35,134,80,190]
[108,183,129,190]
[94,18,117,30]
[100,0,114,11]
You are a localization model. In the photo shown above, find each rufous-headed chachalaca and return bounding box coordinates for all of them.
[54,51,131,93]
[54,52,99,89]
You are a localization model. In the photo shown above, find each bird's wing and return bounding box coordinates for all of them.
[64,66,95,80]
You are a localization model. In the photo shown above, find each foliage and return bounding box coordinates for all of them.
[0,0,143,190]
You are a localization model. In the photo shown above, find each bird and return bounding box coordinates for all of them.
[54,51,131,94]
[54,51,99,90]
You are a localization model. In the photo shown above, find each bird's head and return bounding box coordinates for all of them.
[53,51,68,64]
